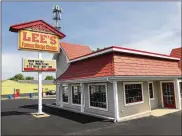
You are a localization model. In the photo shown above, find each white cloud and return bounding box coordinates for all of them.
[2,51,56,80]
[123,2,181,54]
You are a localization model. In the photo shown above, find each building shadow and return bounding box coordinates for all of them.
[43,105,112,124]
[20,104,112,124]
[1,111,29,117]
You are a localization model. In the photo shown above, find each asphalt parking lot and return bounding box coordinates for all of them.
[1,99,182,135]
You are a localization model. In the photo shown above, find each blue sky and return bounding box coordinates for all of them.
[2,1,181,80]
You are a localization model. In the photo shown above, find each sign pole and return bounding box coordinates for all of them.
[38,52,43,114]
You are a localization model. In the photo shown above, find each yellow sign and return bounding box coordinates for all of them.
[22,59,56,72]
[19,30,59,53]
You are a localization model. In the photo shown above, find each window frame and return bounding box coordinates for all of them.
[88,83,108,111]
[148,81,155,100]
[179,81,182,100]
[71,85,85,107]
[123,82,144,106]
[62,85,69,104]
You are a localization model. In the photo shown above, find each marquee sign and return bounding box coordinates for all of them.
[22,58,56,72]
[19,30,60,53]
[10,20,66,115]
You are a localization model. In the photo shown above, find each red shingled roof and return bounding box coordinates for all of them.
[170,47,182,58]
[170,47,182,71]
[9,20,66,39]
[57,51,181,81]
[60,42,92,60]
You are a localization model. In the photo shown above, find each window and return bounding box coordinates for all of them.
[89,84,107,110]
[179,82,182,99]
[72,85,81,105]
[62,86,68,103]
[149,82,154,99]
[124,83,143,105]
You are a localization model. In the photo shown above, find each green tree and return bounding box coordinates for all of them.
[9,77,15,80]
[9,73,24,81]
[45,75,54,80]
[25,76,34,80]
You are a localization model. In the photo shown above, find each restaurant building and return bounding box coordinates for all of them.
[54,43,182,122]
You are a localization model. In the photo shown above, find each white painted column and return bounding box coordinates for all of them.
[147,81,151,112]
[80,83,84,112]
[56,84,60,106]
[113,81,119,122]
[59,84,63,107]
[38,52,43,114]
[175,79,181,110]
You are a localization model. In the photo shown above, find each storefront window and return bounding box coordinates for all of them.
[149,82,154,99]
[89,84,107,109]
[72,86,81,105]
[124,83,143,105]
[62,86,68,103]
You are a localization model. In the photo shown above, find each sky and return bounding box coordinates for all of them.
[2,1,181,80]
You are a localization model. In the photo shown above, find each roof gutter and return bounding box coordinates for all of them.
[55,75,181,84]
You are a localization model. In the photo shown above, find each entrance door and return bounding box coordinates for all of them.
[162,82,176,108]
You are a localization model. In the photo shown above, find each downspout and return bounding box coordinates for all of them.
[106,77,119,122]
[107,77,113,83]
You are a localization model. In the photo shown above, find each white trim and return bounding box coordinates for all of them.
[118,111,151,122]
[59,85,63,107]
[177,80,182,100]
[160,81,164,108]
[175,79,181,110]
[70,84,85,107]
[113,81,119,122]
[113,48,179,61]
[61,85,69,104]
[148,81,155,100]
[68,47,179,63]
[80,83,84,112]
[88,83,108,111]
[160,81,177,108]
[45,103,115,121]
[147,81,151,112]
[123,82,144,106]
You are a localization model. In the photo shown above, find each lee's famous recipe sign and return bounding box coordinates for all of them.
[19,30,59,53]
[22,59,56,72]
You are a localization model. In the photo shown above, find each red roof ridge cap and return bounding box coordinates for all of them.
[112,46,170,57]
[10,20,43,28]
[172,47,182,50]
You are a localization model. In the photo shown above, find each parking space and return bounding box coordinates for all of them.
[1,99,182,135]
[1,99,112,135]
